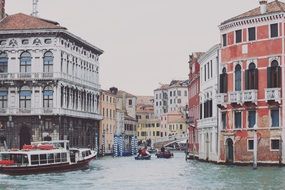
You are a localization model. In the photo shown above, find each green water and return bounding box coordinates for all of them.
[0,152,284,190]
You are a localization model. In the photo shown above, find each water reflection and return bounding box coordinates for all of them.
[0,152,285,190]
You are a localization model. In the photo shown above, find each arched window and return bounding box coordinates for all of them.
[0,87,8,109]
[220,68,228,93]
[235,64,242,91]
[43,86,53,108]
[267,60,281,88]
[0,52,8,73]
[245,63,258,90]
[43,51,53,73]
[19,86,32,109]
[20,52,31,73]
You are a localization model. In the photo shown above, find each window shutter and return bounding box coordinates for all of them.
[254,69,259,89]
[267,67,271,88]
[219,74,223,93]
[225,74,228,92]
[245,70,249,90]
[277,66,281,88]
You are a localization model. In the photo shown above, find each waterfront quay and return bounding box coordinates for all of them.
[0,152,284,190]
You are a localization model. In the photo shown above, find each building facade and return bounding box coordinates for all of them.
[0,10,103,149]
[217,0,284,164]
[99,90,117,155]
[197,44,220,162]
[154,80,189,118]
[188,52,203,158]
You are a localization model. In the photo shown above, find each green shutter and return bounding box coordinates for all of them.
[245,70,249,90]
[254,69,259,89]
[277,66,281,88]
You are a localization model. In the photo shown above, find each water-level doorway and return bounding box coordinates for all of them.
[226,138,234,163]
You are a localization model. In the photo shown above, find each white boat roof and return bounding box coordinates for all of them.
[0,148,68,155]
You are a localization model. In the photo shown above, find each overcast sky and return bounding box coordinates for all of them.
[6,0,259,95]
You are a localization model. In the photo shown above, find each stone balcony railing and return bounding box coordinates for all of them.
[265,88,281,103]
[0,72,100,90]
[0,108,102,120]
[216,93,227,105]
[197,117,217,128]
[229,91,242,104]
[243,90,258,104]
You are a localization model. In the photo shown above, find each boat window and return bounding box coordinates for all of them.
[31,155,39,165]
[23,155,28,165]
[48,153,55,164]
[0,153,9,160]
[10,154,23,165]
[61,153,67,162]
[86,151,89,157]
[55,153,61,163]
[40,154,47,164]
[82,151,86,158]
[88,151,91,156]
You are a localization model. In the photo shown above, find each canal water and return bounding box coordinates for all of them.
[0,152,285,190]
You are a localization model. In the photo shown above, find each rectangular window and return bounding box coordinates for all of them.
[234,111,242,129]
[207,62,210,79]
[177,99,181,104]
[128,99,132,106]
[222,112,226,129]
[270,23,278,38]
[248,27,256,41]
[235,30,242,43]
[210,60,213,78]
[248,111,256,128]
[222,34,227,47]
[177,91,181,96]
[204,65,206,81]
[271,109,279,127]
[248,139,254,151]
[271,139,280,150]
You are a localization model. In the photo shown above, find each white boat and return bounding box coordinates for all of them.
[0,140,97,175]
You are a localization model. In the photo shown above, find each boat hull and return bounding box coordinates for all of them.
[0,156,95,175]
[135,155,151,160]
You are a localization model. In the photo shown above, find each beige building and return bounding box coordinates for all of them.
[99,90,117,155]
[160,112,188,140]
[136,96,161,146]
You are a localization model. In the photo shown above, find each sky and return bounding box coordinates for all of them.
[6,0,259,96]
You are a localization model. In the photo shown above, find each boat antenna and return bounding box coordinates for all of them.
[31,0,39,17]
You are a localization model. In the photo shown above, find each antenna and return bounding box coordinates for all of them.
[32,0,39,17]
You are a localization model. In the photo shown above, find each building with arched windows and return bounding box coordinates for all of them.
[217,0,284,164]
[0,8,103,149]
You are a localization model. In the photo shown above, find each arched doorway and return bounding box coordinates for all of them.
[226,138,234,163]
[20,125,31,149]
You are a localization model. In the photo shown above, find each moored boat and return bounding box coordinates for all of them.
[0,140,97,175]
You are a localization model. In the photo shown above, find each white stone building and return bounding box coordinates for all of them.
[197,44,220,162]
[154,80,188,118]
[0,10,103,149]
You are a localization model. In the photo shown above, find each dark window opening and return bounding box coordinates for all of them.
[248,27,256,41]
[270,23,278,38]
[235,30,242,43]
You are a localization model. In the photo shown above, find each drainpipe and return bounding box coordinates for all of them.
[280,15,285,163]
[253,125,258,169]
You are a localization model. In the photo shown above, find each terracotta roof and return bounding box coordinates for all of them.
[0,13,66,30]
[222,1,285,25]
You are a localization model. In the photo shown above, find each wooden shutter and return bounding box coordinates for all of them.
[267,67,271,88]
[225,74,228,92]
[277,66,281,88]
[254,69,259,89]
[219,74,223,93]
[245,70,249,90]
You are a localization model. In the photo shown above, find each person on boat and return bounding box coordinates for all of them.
[137,148,142,157]
[161,146,165,153]
[141,146,149,157]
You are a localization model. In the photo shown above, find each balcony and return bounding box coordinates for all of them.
[0,108,103,120]
[217,93,227,105]
[197,117,217,129]
[265,88,281,103]
[0,72,100,90]
[229,91,242,104]
[243,90,258,104]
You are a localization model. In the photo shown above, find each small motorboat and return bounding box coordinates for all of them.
[135,154,151,160]
[156,151,173,159]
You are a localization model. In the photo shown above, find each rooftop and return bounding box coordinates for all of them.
[221,0,285,25]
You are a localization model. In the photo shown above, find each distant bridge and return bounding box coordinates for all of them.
[153,134,188,149]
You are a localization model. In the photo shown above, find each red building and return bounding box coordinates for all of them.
[217,0,284,164]
[187,52,204,158]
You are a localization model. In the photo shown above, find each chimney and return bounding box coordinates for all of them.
[259,0,268,14]
[0,0,5,20]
